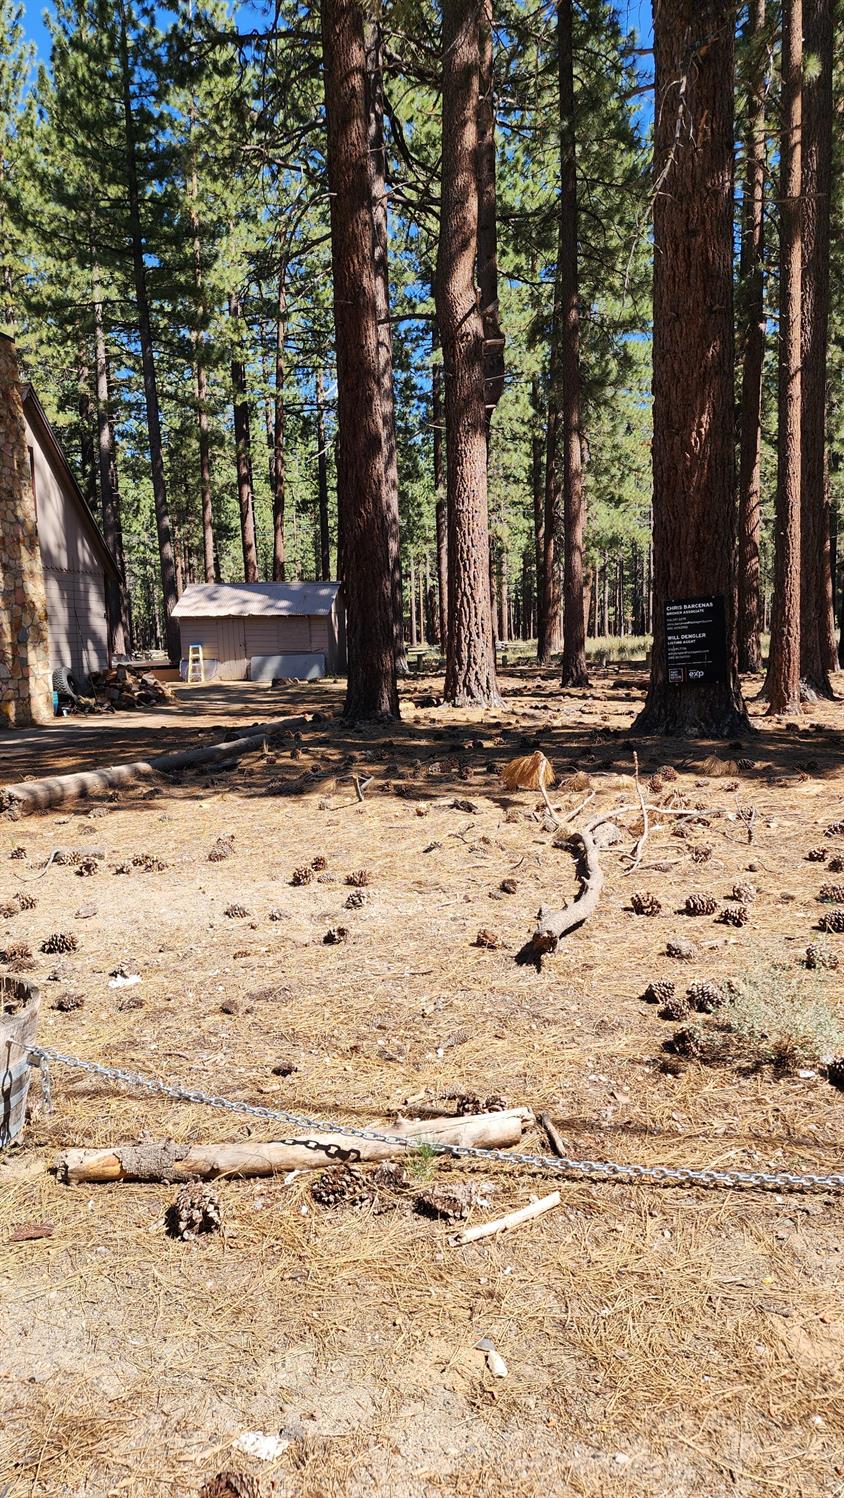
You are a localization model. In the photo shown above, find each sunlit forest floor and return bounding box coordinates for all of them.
[2,664,844,1498]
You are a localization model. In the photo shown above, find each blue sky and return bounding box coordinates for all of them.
[21,0,654,68]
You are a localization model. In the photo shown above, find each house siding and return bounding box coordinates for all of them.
[25,415,110,679]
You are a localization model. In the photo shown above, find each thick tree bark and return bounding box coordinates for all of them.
[531,374,545,646]
[435,0,501,707]
[187,121,216,586]
[477,0,505,423]
[433,351,448,651]
[228,289,259,584]
[364,14,406,673]
[767,0,803,714]
[539,362,562,661]
[635,0,748,737]
[556,0,589,687]
[117,1,179,662]
[76,340,97,511]
[736,0,766,675]
[93,284,130,656]
[321,0,399,719]
[316,369,331,581]
[799,0,834,697]
[272,259,287,581]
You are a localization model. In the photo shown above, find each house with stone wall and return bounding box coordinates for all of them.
[0,331,121,726]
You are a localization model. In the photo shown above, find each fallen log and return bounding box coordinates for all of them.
[1,717,310,817]
[56,1107,534,1184]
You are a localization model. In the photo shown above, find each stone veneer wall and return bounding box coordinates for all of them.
[0,332,53,726]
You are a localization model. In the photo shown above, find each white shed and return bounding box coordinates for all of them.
[172,581,346,680]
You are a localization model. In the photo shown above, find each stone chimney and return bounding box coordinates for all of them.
[0,332,53,726]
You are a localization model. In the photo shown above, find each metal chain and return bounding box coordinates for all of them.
[21,1043,844,1194]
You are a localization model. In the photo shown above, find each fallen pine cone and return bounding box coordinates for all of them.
[50,991,84,1011]
[166,1182,221,1241]
[818,883,844,905]
[805,943,839,971]
[323,926,349,945]
[684,893,718,917]
[687,980,726,1013]
[9,846,26,860]
[290,864,314,886]
[131,853,167,872]
[41,931,78,954]
[311,1164,375,1209]
[311,854,328,871]
[642,979,675,1004]
[828,856,844,874]
[819,909,844,934]
[224,904,250,919]
[825,822,844,838]
[730,882,756,903]
[345,869,372,888]
[631,891,661,917]
[0,940,34,968]
[75,857,99,877]
[718,905,749,927]
[344,889,368,910]
[445,1091,508,1115]
[208,835,235,862]
[659,994,689,1022]
[807,847,828,862]
[200,1473,264,1498]
[666,938,697,961]
[415,1182,475,1223]
[474,928,501,949]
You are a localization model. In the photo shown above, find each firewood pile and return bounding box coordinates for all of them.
[80,665,174,713]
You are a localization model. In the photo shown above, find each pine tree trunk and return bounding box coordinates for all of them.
[188,120,216,586]
[799,0,834,698]
[433,349,448,652]
[272,259,287,581]
[228,290,259,583]
[316,369,331,581]
[477,0,504,423]
[118,1,179,662]
[635,0,748,736]
[767,0,803,714]
[76,340,97,510]
[364,14,406,674]
[93,283,130,656]
[435,0,501,707]
[498,544,509,643]
[539,351,562,661]
[736,0,766,675]
[531,374,545,646]
[557,0,588,687]
[321,0,399,719]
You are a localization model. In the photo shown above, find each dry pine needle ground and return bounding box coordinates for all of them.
[1,667,844,1498]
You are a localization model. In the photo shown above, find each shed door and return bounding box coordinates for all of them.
[219,617,247,662]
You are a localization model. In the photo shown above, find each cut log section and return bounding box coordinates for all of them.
[56,1107,534,1184]
[1,717,310,817]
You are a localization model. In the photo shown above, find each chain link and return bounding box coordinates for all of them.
[21,1043,844,1194]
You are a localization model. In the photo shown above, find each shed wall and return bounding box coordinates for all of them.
[180,614,335,679]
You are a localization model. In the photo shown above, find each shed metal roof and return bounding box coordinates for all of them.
[172,581,341,619]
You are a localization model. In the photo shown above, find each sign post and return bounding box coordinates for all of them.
[665,596,728,687]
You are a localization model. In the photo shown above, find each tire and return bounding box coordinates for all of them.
[52,666,81,699]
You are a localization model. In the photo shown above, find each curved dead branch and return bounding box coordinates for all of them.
[516,826,604,966]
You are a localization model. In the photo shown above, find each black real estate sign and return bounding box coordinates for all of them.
[665,596,728,686]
